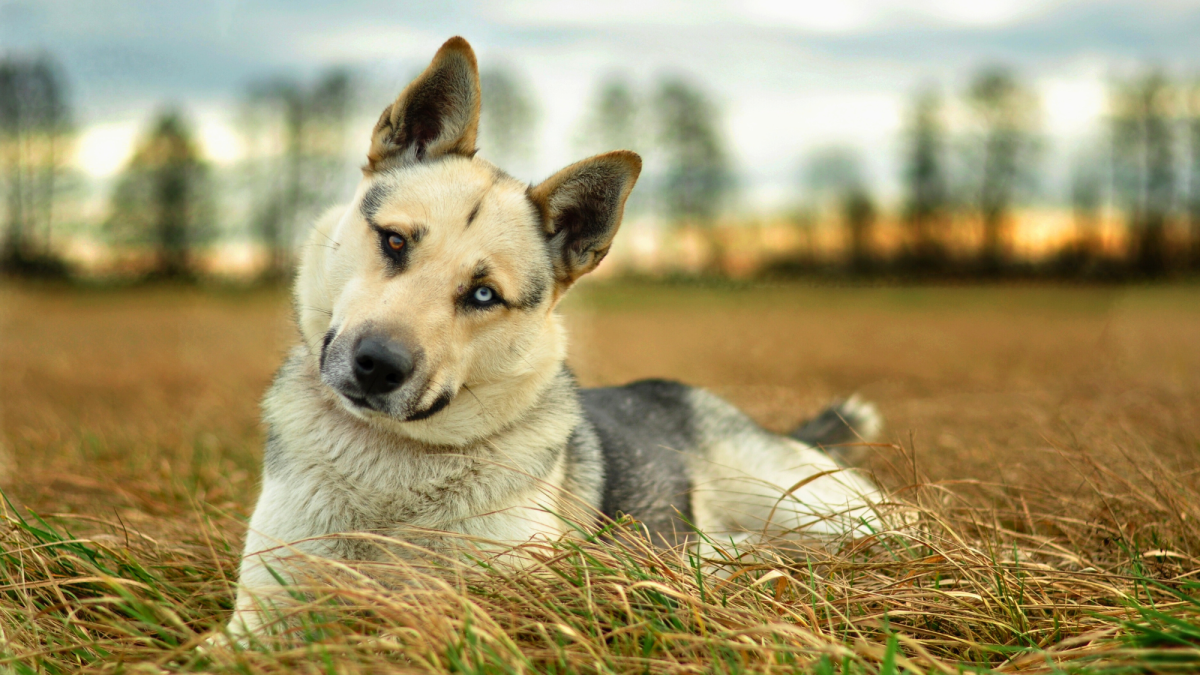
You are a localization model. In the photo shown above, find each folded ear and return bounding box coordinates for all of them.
[530,151,642,289]
[365,36,480,172]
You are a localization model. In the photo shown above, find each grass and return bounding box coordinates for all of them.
[1,280,1199,672]
[4,463,1200,674]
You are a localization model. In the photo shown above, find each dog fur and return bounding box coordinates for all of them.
[230,36,881,637]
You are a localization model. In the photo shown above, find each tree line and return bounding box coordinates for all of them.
[2,53,1198,281]
[803,68,1200,279]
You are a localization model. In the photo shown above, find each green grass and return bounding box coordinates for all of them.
[3,463,1199,674]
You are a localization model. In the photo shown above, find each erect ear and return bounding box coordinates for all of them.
[529,151,642,289]
[365,36,480,172]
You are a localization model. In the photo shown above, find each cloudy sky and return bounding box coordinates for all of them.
[4,0,1200,209]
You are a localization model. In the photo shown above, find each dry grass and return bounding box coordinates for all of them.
[1,280,1199,673]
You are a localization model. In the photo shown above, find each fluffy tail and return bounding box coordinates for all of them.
[790,395,883,466]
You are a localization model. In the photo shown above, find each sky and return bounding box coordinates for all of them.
[4,0,1200,211]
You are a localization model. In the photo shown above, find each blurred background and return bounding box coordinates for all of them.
[4,7,1200,670]
[1,9,1199,661]
[0,1,1196,556]
[2,0,1200,282]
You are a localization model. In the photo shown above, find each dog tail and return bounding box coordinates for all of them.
[790,395,883,466]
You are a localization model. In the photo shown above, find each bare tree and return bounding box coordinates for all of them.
[654,77,733,226]
[578,76,646,216]
[803,146,863,197]
[803,147,876,271]
[1070,148,1106,258]
[966,66,1040,273]
[479,67,537,177]
[902,87,949,268]
[1189,81,1200,269]
[0,54,72,274]
[241,69,353,278]
[1111,70,1177,277]
[579,76,639,153]
[106,108,213,278]
[844,188,877,273]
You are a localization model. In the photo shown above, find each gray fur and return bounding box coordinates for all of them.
[580,380,699,546]
[574,380,883,546]
[790,396,882,467]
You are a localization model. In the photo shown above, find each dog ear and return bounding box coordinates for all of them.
[530,151,642,288]
[365,37,480,172]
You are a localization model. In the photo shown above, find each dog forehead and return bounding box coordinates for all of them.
[362,158,536,231]
[434,188,548,287]
[358,158,548,282]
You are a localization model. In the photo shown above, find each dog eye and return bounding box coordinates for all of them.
[376,230,408,266]
[465,285,502,309]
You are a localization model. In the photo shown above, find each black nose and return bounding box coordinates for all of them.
[352,335,414,396]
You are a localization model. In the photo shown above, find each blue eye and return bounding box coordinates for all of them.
[462,285,502,310]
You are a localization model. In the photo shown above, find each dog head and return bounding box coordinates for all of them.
[294,37,640,445]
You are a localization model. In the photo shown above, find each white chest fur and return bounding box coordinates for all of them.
[241,351,580,568]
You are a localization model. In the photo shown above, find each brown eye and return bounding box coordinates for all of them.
[387,234,404,251]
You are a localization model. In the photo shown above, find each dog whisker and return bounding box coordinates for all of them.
[460,383,490,420]
[311,226,340,249]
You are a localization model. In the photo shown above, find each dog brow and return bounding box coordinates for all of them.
[465,174,498,229]
[360,182,388,225]
[465,200,482,228]
[471,261,491,280]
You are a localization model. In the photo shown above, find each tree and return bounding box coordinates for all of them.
[479,67,536,177]
[802,147,876,271]
[654,77,733,225]
[1189,82,1200,268]
[803,146,863,197]
[1070,148,1106,258]
[240,69,354,278]
[843,188,877,273]
[106,109,213,278]
[577,76,647,216]
[966,66,1039,272]
[1111,71,1178,277]
[0,54,72,274]
[902,88,949,268]
[578,76,639,153]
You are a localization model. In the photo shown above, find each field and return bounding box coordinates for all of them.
[1,280,1199,673]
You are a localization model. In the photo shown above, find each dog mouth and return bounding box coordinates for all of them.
[404,389,454,421]
[335,386,453,421]
[342,393,374,410]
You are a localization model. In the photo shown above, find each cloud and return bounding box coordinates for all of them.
[8,0,1200,207]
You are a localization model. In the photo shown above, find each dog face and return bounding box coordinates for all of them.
[294,37,640,445]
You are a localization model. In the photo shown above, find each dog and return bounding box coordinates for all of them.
[229,36,882,637]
